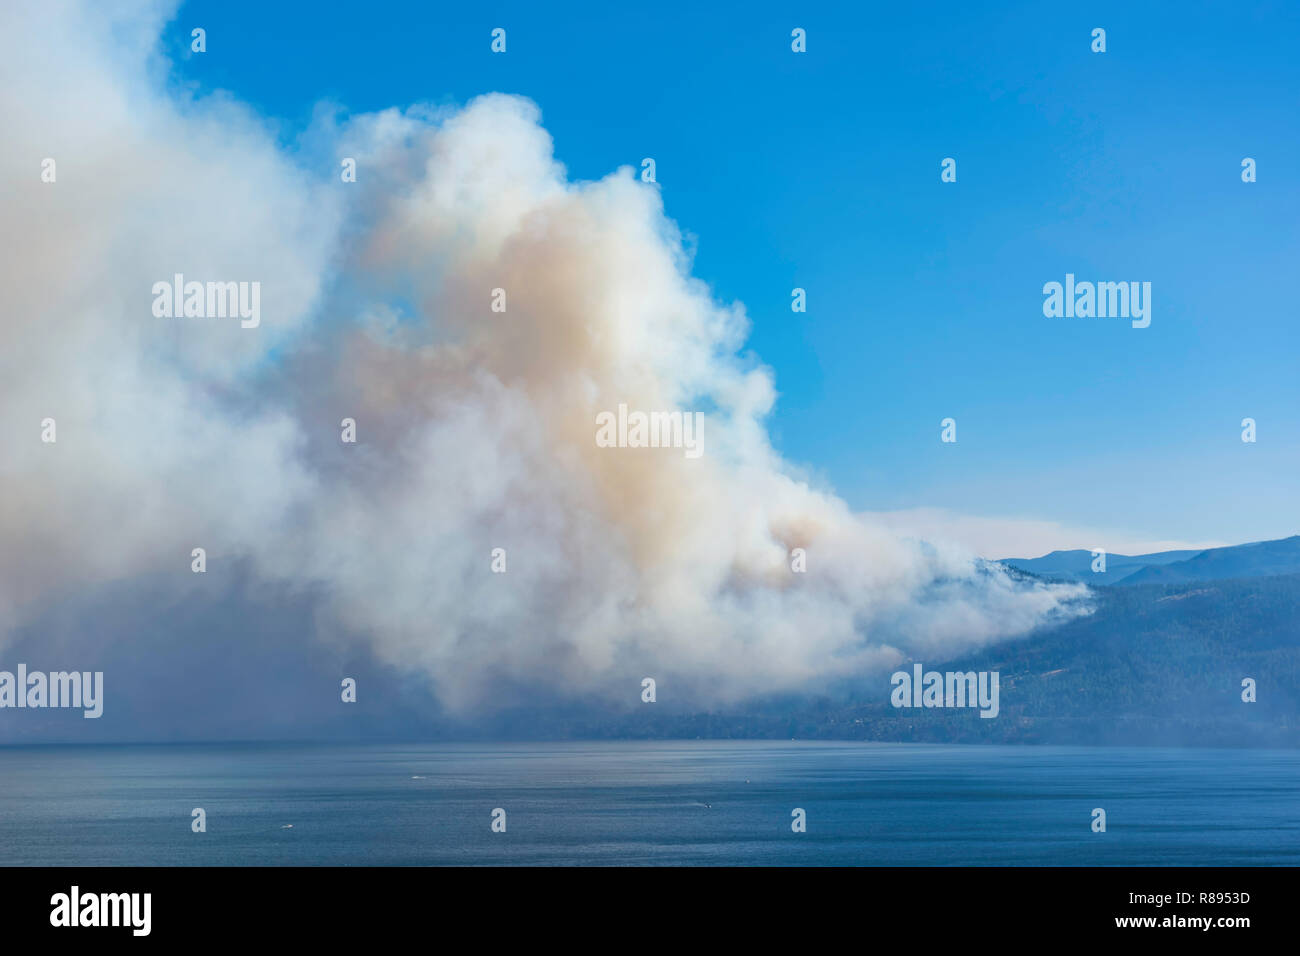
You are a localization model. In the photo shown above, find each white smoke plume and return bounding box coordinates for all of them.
[0,0,1087,713]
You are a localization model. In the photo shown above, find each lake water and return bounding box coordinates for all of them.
[0,741,1296,865]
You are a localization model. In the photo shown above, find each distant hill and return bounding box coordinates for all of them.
[999,547,1199,583]
[1000,535,1300,586]
[7,536,1297,748]
[1117,535,1300,586]
[868,570,1300,746]
[448,569,1300,747]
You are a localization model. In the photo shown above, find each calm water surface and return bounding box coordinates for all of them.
[0,742,1295,865]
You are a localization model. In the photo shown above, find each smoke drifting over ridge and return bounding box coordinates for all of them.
[0,1,1088,715]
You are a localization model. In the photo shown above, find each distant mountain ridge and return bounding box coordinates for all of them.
[1000,534,1300,586]
[463,570,1300,748]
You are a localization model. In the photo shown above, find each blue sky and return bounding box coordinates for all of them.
[169,0,1299,554]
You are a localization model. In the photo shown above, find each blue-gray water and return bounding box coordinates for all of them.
[1,742,1296,865]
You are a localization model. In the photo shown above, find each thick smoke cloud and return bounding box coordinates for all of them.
[0,0,1088,717]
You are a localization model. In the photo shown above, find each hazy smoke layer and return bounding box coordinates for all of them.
[0,1,1087,713]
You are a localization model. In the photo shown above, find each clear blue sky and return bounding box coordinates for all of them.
[170,0,1299,549]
